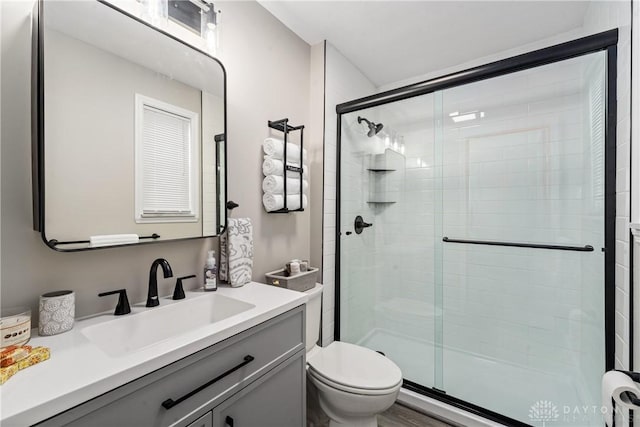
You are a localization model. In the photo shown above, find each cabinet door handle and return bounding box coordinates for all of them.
[161,355,255,409]
[225,416,234,427]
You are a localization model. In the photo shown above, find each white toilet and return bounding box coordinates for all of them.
[304,284,402,427]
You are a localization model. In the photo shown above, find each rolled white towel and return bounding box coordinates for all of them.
[263,193,308,212]
[90,234,139,247]
[262,157,308,177]
[262,175,309,195]
[263,137,307,164]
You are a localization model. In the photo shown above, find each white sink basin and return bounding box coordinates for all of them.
[82,293,255,357]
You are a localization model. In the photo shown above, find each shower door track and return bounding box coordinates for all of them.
[403,380,531,427]
[334,29,619,427]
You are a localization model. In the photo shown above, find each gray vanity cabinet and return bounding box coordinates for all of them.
[187,412,213,427]
[38,306,305,427]
[212,352,305,427]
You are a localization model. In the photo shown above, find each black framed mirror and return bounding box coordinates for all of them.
[32,0,227,251]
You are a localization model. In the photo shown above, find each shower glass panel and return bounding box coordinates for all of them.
[439,52,606,424]
[338,94,440,389]
[338,50,607,426]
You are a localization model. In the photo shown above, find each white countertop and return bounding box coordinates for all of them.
[0,282,307,426]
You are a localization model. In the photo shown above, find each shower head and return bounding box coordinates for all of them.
[357,116,384,137]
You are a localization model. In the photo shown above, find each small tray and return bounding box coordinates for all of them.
[265,267,318,292]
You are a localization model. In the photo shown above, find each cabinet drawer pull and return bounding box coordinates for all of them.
[161,355,255,409]
[225,416,234,427]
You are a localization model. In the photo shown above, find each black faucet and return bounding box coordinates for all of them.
[147,258,173,307]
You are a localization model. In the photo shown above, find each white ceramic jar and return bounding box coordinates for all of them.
[39,290,75,336]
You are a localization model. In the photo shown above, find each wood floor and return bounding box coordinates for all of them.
[378,403,454,427]
[311,403,454,427]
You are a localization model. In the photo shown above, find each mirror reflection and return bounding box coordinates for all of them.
[38,1,226,250]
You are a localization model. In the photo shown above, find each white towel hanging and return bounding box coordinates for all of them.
[263,137,307,164]
[262,194,308,212]
[262,157,307,177]
[262,175,308,195]
[89,234,139,247]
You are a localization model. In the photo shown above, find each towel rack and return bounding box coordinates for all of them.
[267,118,305,213]
[48,233,161,247]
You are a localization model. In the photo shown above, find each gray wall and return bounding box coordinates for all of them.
[1,1,313,320]
[216,0,312,279]
[309,42,325,280]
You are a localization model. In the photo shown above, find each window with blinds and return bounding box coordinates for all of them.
[135,94,199,223]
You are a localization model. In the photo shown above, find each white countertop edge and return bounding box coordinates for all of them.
[630,223,640,237]
[0,282,308,426]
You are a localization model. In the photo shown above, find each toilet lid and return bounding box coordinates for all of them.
[307,342,402,391]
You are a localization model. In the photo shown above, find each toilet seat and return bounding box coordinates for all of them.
[307,341,402,396]
[308,367,401,396]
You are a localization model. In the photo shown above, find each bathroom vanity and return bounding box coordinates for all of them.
[0,283,307,427]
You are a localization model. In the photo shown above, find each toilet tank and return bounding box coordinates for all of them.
[304,283,323,352]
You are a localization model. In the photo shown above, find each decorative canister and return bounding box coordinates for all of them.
[39,290,75,336]
[0,308,31,349]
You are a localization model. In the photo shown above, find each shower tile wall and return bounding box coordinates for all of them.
[582,0,633,375]
[340,97,440,386]
[438,56,606,412]
[322,42,376,346]
[372,98,437,353]
[338,116,377,343]
[379,120,438,385]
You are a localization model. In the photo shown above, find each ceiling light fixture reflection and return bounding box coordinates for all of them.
[449,110,485,123]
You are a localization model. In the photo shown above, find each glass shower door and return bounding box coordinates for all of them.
[337,48,608,427]
[438,51,607,425]
[339,95,441,390]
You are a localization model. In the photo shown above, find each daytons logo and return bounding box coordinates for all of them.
[529,400,560,426]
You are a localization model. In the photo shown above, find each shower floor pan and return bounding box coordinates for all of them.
[358,328,600,427]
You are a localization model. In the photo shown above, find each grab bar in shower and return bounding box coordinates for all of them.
[442,237,594,252]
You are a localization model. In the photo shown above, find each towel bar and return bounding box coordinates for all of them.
[442,237,594,252]
[49,233,160,247]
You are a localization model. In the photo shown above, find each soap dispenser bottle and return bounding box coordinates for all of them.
[204,250,217,291]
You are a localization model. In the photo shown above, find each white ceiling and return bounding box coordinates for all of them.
[259,1,591,87]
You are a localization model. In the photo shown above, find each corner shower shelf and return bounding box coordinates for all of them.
[367,150,403,205]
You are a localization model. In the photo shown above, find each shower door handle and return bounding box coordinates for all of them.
[354,215,373,234]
